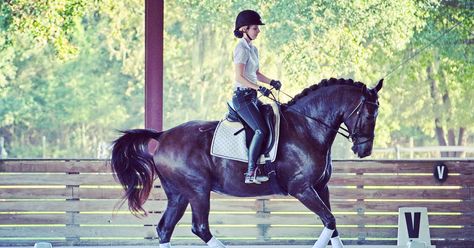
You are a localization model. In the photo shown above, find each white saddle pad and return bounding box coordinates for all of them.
[210,102,280,164]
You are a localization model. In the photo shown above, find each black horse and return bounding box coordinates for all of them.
[111,78,383,247]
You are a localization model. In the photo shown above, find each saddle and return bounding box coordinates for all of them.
[210,102,281,164]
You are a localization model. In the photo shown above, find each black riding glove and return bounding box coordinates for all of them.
[258,86,271,97]
[270,80,282,90]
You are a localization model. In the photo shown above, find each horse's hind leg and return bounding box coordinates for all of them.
[189,192,226,248]
[292,186,336,248]
[318,185,344,248]
[156,193,189,248]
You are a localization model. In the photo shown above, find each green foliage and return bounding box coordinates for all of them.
[378,0,473,148]
[0,0,472,158]
[1,0,143,158]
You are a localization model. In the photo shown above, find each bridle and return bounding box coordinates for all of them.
[344,98,379,146]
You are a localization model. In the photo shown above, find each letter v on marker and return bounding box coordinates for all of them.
[405,212,421,239]
[437,165,445,180]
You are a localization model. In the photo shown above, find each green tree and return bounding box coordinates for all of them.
[0,0,144,158]
[380,0,473,156]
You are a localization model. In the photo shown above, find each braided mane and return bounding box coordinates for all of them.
[283,78,367,107]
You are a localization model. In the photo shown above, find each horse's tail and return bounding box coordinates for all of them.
[110,129,163,216]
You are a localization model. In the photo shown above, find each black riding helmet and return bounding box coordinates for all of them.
[234,10,265,38]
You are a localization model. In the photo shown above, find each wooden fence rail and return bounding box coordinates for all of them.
[372,146,474,159]
[0,159,473,247]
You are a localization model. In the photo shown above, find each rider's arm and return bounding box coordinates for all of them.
[256,69,272,85]
[235,64,260,90]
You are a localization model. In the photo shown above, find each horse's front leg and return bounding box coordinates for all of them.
[292,186,336,248]
[318,185,344,248]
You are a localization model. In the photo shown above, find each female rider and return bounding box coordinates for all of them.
[232,10,282,184]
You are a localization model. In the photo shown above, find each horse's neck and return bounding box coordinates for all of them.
[287,87,356,146]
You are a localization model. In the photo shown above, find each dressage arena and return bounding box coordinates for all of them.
[0,159,472,248]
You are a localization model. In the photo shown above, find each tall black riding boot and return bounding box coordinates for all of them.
[245,130,269,184]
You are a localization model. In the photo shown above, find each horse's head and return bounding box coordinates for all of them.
[343,79,383,158]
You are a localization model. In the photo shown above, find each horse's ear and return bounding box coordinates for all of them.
[374,79,383,92]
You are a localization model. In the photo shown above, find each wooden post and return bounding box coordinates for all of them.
[42,136,46,158]
[0,137,6,159]
[395,145,400,159]
[145,0,164,131]
[409,137,414,159]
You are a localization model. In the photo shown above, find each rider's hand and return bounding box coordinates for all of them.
[258,86,271,97]
[270,80,282,90]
